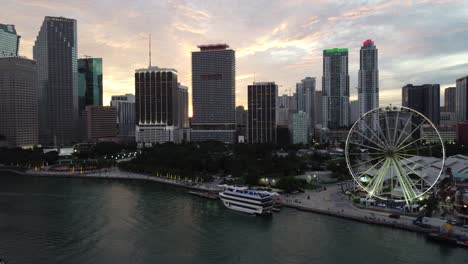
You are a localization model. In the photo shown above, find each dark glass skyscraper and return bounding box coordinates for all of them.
[78,58,103,114]
[322,48,349,129]
[33,16,78,146]
[0,23,20,57]
[247,82,277,144]
[402,84,440,125]
[444,87,456,113]
[456,76,468,121]
[191,44,236,143]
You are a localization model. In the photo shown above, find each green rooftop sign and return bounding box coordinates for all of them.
[324,48,348,53]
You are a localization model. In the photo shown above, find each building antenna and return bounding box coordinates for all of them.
[149,33,152,67]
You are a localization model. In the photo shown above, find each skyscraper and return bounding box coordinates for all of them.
[322,48,349,129]
[296,77,316,135]
[402,84,440,125]
[314,90,322,128]
[350,100,360,124]
[110,94,135,138]
[456,76,468,121]
[247,82,277,144]
[82,106,117,140]
[78,57,103,114]
[0,23,20,57]
[33,16,78,146]
[178,83,189,129]
[0,57,38,147]
[292,111,308,144]
[236,105,247,141]
[358,40,379,130]
[445,87,456,113]
[191,44,236,143]
[135,66,179,145]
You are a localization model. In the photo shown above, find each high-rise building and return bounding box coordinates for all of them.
[296,77,316,135]
[0,24,20,57]
[322,48,349,129]
[0,57,38,147]
[402,84,440,125]
[33,16,78,146]
[178,83,189,129]
[314,90,322,128]
[110,94,135,138]
[358,40,379,117]
[135,66,179,145]
[457,76,468,121]
[78,58,103,114]
[445,87,456,113]
[82,106,117,140]
[350,100,360,124]
[292,111,308,144]
[191,44,236,143]
[236,105,247,141]
[247,82,277,144]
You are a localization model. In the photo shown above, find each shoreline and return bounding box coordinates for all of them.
[0,167,465,238]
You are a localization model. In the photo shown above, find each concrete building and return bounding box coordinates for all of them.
[82,106,117,140]
[135,66,180,145]
[456,76,468,121]
[33,16,79,146]
[178,83,189,129]
[0,23,20,57]
[322,48,349,129]
[358,40,379,122]
[296,77,316,135]
[110,94,135,138]
[440,111,457,126]
[191,44,236,143]
[292,111,308,144]
[78,58,103,115]
[457,122,468,145]
[421,124,456,143]
[350,100,360,124]
[445,87,456,113]
[236,105,247,142]
[0,57,38,147]
[314,90,322,128]
[402,84,440,125]
[247,82,277,144]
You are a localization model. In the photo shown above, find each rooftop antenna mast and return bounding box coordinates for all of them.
[149,33,152,67]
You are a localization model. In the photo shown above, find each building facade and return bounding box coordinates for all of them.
[78,58,103,114]
[402,84,440,125]
[82,106,117,140]
[350,100,360,124]
[440,111,457,126]
[322,48,349,129]
[236,105,247,141]
[0,23,20,57]
[292,111,308,144]
[178,83,189,129]
[135,66,179,145]
[110,94,135,138]
[314,90,322,128]
[296,77,316,135]
[0,57,38,147]
[456,76,468,121]
[358,40,379,117]
[247,82,277,144]
[191,44,236,143]
[33,16,79,146]
[445,87,456,113]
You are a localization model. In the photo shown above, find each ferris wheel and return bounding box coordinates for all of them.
[345,105,445,204]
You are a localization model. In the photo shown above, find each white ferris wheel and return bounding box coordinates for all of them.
[345,105,446,204]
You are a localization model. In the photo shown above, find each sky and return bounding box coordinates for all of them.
[3,0,468,115]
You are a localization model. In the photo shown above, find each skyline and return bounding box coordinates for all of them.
[3,0,468,115]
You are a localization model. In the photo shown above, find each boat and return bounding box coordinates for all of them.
[426,232,468,247]
[218,185,276,215]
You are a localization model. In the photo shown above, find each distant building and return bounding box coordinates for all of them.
[78,58,103,114]
[421,124,456,143]
[247,82,277,144]
[33,16,79,146]
[322,48,349,129]
[178,83,189,128]
[191,44,236,143]
[0,57,38,147]
[110,94,135,138]
[276,94,294,126]
[402,84,440,125]
[135,66,180,145]
[292,111,308,144]
[236,105,247,141]
[445,87,456,113]
[440,111,457,126]
[0,23,20,57]
[350,100,360,124]
[314,90,322,127]
[296,77,316,135]
[358,39,379,129]
[82,106,117,140]
[457,122,468,145]
[456,76,468,121]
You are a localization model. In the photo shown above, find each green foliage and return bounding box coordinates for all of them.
[0,148,44,166]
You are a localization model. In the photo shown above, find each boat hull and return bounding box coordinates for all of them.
[219,193,272,215]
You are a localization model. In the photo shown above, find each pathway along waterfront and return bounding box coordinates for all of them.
[1,174,468,264]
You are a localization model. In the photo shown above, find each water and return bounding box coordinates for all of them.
[0,174,467,264]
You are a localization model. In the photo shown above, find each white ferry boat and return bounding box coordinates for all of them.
[218,185,275,215]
